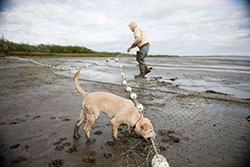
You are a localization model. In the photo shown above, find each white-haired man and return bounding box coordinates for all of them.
[127,21,151,78]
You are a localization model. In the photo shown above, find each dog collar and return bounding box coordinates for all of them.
[133,114,141,129]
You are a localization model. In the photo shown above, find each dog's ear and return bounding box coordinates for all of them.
[141,123,150,131]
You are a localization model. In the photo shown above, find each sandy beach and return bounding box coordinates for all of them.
[0,56,250,167]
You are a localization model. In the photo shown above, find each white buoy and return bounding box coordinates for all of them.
[152,154,170,167]
[125,86,132,92]
[122,80,127,86]
[119,64,123,68]
[130,93,137,100]
[120,72,124,77]
[136,104,144,112]
[115,58,119,62]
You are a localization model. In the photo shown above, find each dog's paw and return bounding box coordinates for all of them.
[86,139,96,144]
[112,135,118,141]
[73,134,81,139]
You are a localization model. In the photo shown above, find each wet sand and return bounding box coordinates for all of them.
[0,57,250,167]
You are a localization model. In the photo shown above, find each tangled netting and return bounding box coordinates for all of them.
[119,139,157,167]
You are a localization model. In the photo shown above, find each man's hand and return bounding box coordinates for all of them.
[127,47,132,52]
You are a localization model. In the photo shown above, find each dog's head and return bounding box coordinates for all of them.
[135,117,156,139]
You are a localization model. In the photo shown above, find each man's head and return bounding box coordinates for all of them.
[128,21,137,32]
[135,117,156,139]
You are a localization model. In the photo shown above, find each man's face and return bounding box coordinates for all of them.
[129,26,134,32]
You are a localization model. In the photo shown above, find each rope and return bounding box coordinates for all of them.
[150,138,158,155]
[5,56,93,70]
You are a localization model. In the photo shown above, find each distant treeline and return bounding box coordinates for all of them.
[0,38,176,57]
[0,38,95,55]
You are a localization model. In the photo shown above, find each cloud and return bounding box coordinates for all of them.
[0,0,249,55]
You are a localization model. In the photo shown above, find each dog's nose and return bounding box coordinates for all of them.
[152,132,157,139]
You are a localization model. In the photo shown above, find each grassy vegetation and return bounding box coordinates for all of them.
[7,51,130,57]
[0,51,177,58]
[0,38,178,58]
[0,39,94,54]
[0,39,131,57]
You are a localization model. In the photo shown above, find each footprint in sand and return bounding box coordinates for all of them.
[48,159,64,167]
[103,152,112,159]
[58,116,71,122]
[8,117,27,125]
[11,156,27,165]
[9,144,20,149]
[32,115,41,120]
[53,137,78,153]
[94,130,102,135]
[0,122,7,126]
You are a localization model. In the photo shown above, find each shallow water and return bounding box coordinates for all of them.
[50,57,250,99]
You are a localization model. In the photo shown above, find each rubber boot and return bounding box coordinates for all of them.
[145,66,152,75]
[135,64,145,78]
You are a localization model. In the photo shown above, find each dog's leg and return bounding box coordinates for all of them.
[83,111,96,140]
[124,124,131,134]
[111,118,119,140]
[73,109,85,139]
[83,119,94,140]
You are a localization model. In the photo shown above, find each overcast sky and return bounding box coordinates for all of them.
[0,0,250,55]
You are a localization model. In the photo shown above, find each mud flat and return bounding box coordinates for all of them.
[0,57,250,167]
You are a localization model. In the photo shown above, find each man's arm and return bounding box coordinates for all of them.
[130,36,141,48]
[127,29,142,52]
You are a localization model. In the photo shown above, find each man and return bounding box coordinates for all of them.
[127,21,151,78]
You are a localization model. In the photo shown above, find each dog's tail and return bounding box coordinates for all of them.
[74,69,88,98]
